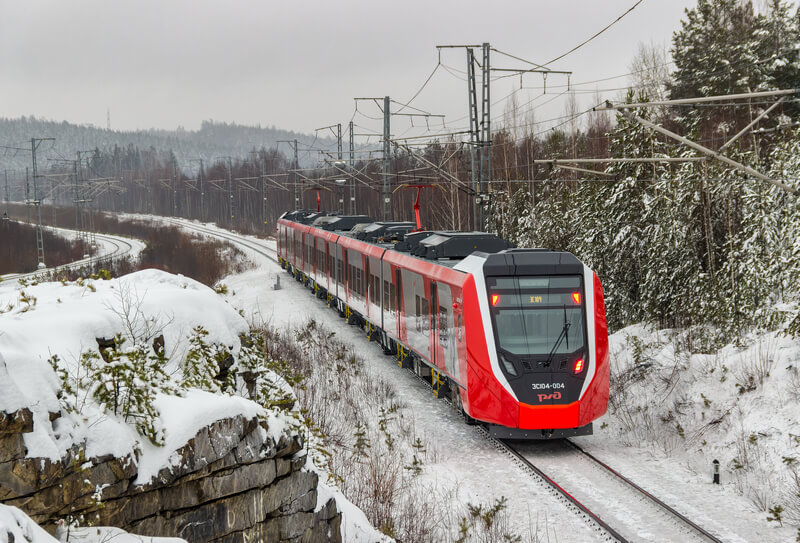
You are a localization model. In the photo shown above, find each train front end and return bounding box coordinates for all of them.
[456,249,609,439]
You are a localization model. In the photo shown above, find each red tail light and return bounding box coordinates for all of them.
[572,292,581,304]
[492,294,499,306]
[573,359,584,374]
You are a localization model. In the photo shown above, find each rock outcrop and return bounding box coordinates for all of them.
[0,408,341,543]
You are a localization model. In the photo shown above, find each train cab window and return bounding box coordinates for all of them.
[415,295,422,331]
[421,297,429,331]
[457,314,463,342]
[487,275,586,358]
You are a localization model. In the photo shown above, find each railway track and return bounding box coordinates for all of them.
[165,219,728,543]
[160,218,280,265]
[1,232,138,283]
[487,431,724,543]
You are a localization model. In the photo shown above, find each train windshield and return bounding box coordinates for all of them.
[487,275,586,357]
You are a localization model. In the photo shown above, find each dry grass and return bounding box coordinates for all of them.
[255,319,537,542]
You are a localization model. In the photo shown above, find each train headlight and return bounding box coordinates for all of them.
[573,359,585,374]
[501,355,518,377]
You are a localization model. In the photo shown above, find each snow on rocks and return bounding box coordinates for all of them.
[0,268,349,542]
[0,504,188,543]
[0,269,249,462]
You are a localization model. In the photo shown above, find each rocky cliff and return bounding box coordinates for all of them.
[0,408,341,542]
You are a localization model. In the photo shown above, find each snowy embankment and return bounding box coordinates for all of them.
[0,268,381,542]
[0,270,248,464]
[0,503,184,543]
[593,323,800,540]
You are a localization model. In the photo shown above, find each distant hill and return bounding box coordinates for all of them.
[0,117,335,171]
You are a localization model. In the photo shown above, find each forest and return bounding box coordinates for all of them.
[3,0,800,346]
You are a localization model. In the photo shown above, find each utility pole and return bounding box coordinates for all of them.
[337,123,343,213]
[279,140,300,209]
[72,160,82,254]
[442,42,573,231]
[478,43,491,232]
[467,48,480,231]
[146,159,153,214]
[382,96,391,221]
[293,140,298,210]
[172,159,178,216]
[199,159,205,221]
[31,137,55,268]
[349,120,356,214]
[50,177,57,229]
[227,157,234,223]
[3,171,8,217]
[25,168,30,223]
[260,155,267,230]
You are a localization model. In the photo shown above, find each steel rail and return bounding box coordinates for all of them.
[160,218,280,265]
[483,431,628,542]
[566,439,724,543]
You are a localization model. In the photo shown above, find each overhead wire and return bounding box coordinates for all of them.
[542,0,645,67]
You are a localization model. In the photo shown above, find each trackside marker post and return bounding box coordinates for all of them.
[712,459,719,484]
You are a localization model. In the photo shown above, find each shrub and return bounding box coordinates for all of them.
[50,335,177,445]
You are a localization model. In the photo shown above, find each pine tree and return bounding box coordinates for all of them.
[182,326,236,393]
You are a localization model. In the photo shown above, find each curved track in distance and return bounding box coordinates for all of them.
[161,218,279,265]
[1,232,139,283]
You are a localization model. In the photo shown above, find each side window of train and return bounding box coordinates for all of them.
[415,295,422,331]
[457,314,463,342]
[421,297,429,331]
[439,305,448,345]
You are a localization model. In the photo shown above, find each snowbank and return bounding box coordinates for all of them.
[0,269,251,465]
[0,504,188,543]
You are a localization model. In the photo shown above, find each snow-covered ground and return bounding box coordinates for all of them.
[5,216,796,541]
[169,218,796,542]
[0,265,385,542]
[0,269,251,463]
[0,504,187,543]
[0,270,248,542]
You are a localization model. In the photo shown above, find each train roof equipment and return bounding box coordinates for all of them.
[353,221,416,241]
[312,214,373,231]
[410,231,515,260]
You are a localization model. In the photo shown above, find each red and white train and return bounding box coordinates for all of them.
[277,210,609,438]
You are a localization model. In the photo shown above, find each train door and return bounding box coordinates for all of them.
[395,268,404,341]
[335,244,344,302]
[430,282,438,366]
[437,285,458,379]
[343,249,349,305]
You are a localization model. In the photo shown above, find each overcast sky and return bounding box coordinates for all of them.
[2,1,708,140]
